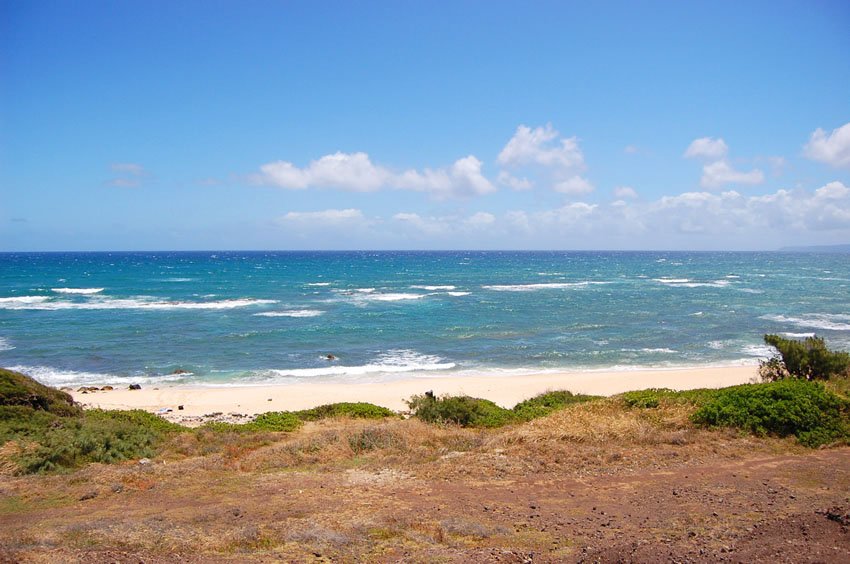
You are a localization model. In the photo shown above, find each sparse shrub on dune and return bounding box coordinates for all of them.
[692,379,850,447]
[408,390,604,428]
[407,394,517,427]
[512,390,600,421]
[620,388,718,409]
[294,402,396,422]
[1,369,187,474]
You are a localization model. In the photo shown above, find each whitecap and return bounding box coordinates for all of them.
[445,291,471,297]
[410,285,456,291]
[0,337,14,351]
[742,344,774,357]
[307,282,332,287]
[9,365,189,387]
[266,349,455,379]
[653,278,730,288]
[760,313,850,331]
[51,287,104,294]
[368,293,428,302]
[483,281,608,292]
[0,296,278,311]
[781,332,816,338]
[0,296,51,307]
[254,309,324,318]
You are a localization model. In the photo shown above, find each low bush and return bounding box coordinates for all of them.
[249,411,303,432]
[0,367,80,416]
[621,388,718,409]
[692,379,850,447]
[762,334,850,381]
[1,369,187,473]
[512,390,600,421]
[294,402,395,422]
[407,394,516,428]
[1,405,179,474]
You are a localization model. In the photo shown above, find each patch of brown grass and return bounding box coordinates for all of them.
[500,398,694,446]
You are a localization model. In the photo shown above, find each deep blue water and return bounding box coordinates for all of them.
[1,251,849,387]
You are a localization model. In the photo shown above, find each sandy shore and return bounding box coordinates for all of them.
[70,365,758,418]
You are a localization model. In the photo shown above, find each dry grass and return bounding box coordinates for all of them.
[500,398,694,446]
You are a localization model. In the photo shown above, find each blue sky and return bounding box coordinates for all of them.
[2,1,849,251]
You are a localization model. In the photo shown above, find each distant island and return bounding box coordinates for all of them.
[779,244,850,253]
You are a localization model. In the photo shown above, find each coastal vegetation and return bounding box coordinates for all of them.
[760,333,850,381]
[2,365,850,561]
[3,356,850,476]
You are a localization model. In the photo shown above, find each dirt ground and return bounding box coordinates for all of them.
[1,420,849,563]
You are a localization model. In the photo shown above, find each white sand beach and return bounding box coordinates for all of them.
[71,365,759,417]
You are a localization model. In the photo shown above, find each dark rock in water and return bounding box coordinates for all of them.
[79,490,98,501]
[325,354,337,361]
[172,369,191,375]
[128,384,142,390]
[101,385,113,391]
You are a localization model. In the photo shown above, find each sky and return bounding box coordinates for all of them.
[1,0,849,251]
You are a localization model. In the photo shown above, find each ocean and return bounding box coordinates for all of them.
[1,251,848,388]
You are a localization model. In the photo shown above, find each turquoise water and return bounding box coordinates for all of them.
[1,251,849,387]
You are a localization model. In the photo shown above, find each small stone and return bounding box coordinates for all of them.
[128,384,142,390]
[101,385,113,391]
[178,405,184,410]
[79,490,98,501]
[138,458,151,465]
[111,484,124,493]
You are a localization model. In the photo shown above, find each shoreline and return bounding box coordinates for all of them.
[70,365,759,421]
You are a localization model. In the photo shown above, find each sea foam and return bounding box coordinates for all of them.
[265,349,455,379]
[254,309,324,318]
[761,313,850,331]
[0,296,278,311]
[51,288,104,294]
[483,281,608,292]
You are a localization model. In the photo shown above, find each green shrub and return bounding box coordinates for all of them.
[0,369,187,473]
[407,394,516,428]
[512,390,600,421]
[294,402,395,422]
[762,334,850,381]
[1,405,177,473]
[249,411,303,431]
[621,388,718,409]
[0,368,80,417]
[692,379,850,447]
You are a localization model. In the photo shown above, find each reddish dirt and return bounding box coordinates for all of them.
[1,447,849,562]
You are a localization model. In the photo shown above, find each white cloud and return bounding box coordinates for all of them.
[613,186,638,199]
[259,152,388,192]
[684,137,729,160]
[700,160,764,189]
[553,176,594,195]
[624,145,640,154]
[804,122,850,168]
[256,152,494,199]
[497,124,585,170]
[280,208,366,224]
[465,212,495,228]
[108,162,146,187]
[497,171,533,191]
[392,212,449,235]
[111,163,145,175]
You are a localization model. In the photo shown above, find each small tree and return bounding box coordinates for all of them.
[761,334,850,381]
